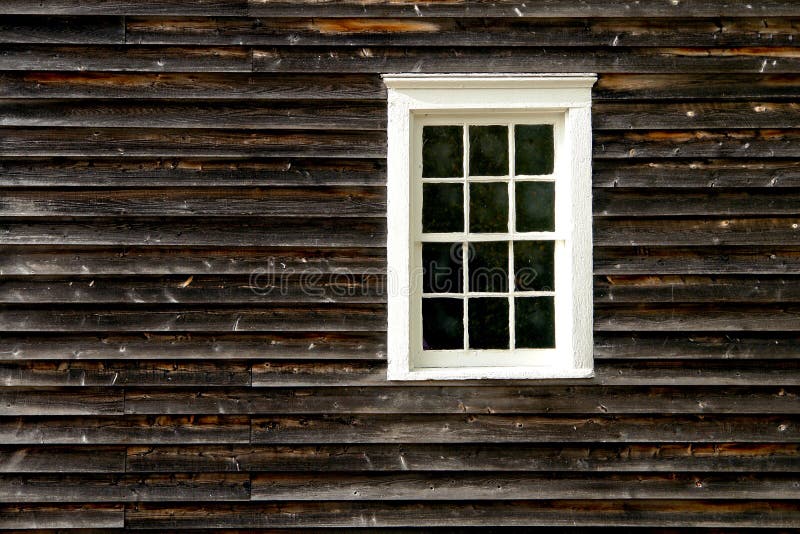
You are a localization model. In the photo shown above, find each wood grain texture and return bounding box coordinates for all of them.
[0,504,123,530]
[0,15,124,43]
[0,388,123,415]
[0,446,125,473]
[595,246,800,274]
[593,161,800,188]
[126,443,800,473]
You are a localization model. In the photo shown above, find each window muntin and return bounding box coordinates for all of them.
[413,114,564,368]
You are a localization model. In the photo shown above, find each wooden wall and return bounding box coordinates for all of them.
[1,1,799,530]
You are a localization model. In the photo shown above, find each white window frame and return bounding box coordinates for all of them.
[384,74,595,381]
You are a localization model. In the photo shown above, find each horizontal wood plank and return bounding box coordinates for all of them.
[595,73,800,100]
[0,158,387,188]
[0,388,123,415]
[0,15,124,44]
[0,100,385,130]
[594,275,800,302]
[0,504,123,530]
[0,275,386,304]
[0,416,249,444]
[0,72,386,100]
[126,17,800,48]
[0,361,250,387]
[0,128,386,158]
[593,161,800,188]
[250,414,800,443]
[0,332,386,361]
[594,102,800,130]
[122,386,800,415]
[251,472,800,500]
[594,333,800,360]
[595,304,800,331]
[126,443,800,473]
[0,187,386,217]
[0,446,125,473]
[594,189,800,216]
[252,360,800,386]
[0,219,387,247]
[0,1,248,16]
[0,474,250,502]
[595,217,800,246]
[0,246,386,276]
[595,245,800,274]
[0,305,385,332]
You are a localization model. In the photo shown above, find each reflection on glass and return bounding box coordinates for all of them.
[423,242,463,294]
[423,125,463,178]
[515,124,554,175]
[515,297,555,348]
[469,125,509,176]
[514,241,555,291]
[468,242,508,293]
[470,182,508,233]
[422,298,464,350]
[423,183,463,233]
[468,297,509,349]
[516,181,555,232]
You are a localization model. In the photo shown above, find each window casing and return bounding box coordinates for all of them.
[385,74,595,380]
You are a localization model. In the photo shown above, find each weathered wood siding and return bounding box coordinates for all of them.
[1,1,799,530]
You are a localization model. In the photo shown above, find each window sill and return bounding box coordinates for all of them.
[387,365,595,381]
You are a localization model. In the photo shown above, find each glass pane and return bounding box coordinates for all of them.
[515,297,555,348]
[469,125,508,176]
[423,183,463,233]
[468,297,509,349]
[515,124,554,175]
[422,298,464,350]
[514,241,555,291]
[423,125,463,178]
[423,242,463,294]
[516,181,555,232]
[468,241,508,293]
[470,182,508,233]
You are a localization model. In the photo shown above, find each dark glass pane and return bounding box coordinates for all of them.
[516,181,555,232]
[423,183,463,233]
[466,297,508,349]
[515,124,554,175]
[423,125,463,178]
[468,242,508,293]
[515,297,555,348]
[470,182,508,233]
[422,298,464,350]
[469,125,508,176]
[514,241,555,291]
[423,242,463,294]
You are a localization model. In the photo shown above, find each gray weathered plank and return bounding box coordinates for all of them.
[0,15,124,43]
[593,161,800,188]
[595,304,800,331]
[594,333,800,360]
[251,472,800,501]
[0,388,123,415]
[126,443,800,473]
[595,73,800,100]
[594,275,800,302]
[0,474,250,502]
[124,499,800,528]
[0,333,385,361]
[0,158,387,188]
[595,217,800,246]
[0,187,386,217]
[123,386,800,415]
[0,219,387,247]
[0,100,385,130]
[0,446,125,473]
[0,504,123,530]
[594,190,800,216]
[0,1,248,16]
[594,102,800,130]
[0,128,386,158]
[595,246,800,275]
[0,72,386,100]
[0,416,249,444]
[250,414,800,443]
[0,305,385,332]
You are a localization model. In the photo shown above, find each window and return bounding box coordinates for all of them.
[384,74,595,380]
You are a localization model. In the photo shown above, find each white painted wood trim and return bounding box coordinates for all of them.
[385,74,596,381]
